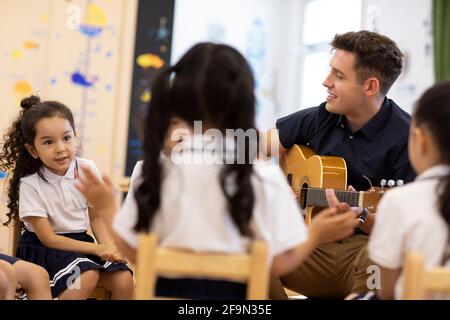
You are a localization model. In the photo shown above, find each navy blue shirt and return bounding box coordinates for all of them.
[276,98,416,191]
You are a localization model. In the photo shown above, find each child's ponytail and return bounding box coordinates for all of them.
[134,66,174,232]
[1,96,43,227]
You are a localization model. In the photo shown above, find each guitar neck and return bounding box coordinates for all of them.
[305,188,361,208]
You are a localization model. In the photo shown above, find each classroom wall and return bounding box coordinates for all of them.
[0,0,138,253]
[0,0,137,177]
[362,0,435,114]
[172,0,302,130]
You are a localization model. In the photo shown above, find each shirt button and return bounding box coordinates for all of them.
[349,135,354,140]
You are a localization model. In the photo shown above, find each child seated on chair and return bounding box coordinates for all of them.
[350,81,450,300]
[0,96,134,299]
[75,42,359,299]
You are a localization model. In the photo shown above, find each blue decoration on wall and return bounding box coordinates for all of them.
[79,25,104,38]
[71,71,96,87]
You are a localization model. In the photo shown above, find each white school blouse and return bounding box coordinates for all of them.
[113,157,308,263]
[19,158,101,234]
[368,165,450,299]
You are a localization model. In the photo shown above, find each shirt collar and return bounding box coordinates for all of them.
[180,133,237,152]
[40,159,77,183]
[337,98,391,141]
[416,165,450,182]
[170,133,248,165]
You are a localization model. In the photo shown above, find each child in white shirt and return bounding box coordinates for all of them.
[368,81,450,299]
[0,96,133,299]
[76,42,358,299]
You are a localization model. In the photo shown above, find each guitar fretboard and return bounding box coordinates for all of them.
[304,188,360,207]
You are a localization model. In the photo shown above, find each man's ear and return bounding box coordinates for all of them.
[364,77,380,97]
[25,143,39,159]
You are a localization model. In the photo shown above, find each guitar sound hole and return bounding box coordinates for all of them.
[299,183,308,209]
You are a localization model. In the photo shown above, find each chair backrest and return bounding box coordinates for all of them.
[403,252,450,299]
[116,177,130,193]
[134,233,269,300]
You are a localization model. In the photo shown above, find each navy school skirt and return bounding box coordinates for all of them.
[0,253,20,264]
[17,230,131,299]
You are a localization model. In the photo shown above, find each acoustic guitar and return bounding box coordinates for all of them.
[280,145,387,225]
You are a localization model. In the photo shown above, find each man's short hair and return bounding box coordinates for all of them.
[331,30,404,96]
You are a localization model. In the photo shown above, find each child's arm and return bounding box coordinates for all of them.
[26,216,117,259]
[75,166,137,263]
[270,207,358,277]
[377,267,401,300]
[88,207,126,263]
[89,206,114,244]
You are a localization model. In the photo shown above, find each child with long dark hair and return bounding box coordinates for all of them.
[367,81,450,299]
[76,42,358,299]
[0,96,133,299]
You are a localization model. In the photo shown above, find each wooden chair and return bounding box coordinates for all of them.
[403,252,450,299]
[135,233,269,300]
[116,177,131,193]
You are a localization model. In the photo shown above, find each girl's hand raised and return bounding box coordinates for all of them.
[75,164,116,212]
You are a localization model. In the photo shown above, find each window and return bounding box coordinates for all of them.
[299,0,362,108]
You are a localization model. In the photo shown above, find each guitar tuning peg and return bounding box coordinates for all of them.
[396,180,404,187]
[380,179,387,187]
[387,180,396,188]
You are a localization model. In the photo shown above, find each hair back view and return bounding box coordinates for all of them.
[76,42,358,300]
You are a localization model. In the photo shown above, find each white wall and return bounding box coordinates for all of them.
[362,0,434,114]
[172,0,303,130]
[172,0,434,122]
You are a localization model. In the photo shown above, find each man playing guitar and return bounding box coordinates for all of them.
[262,31,416,299]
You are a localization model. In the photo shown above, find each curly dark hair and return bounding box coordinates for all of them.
[0,95,75,228]
[134,43,256,236]
[331,30,404,95]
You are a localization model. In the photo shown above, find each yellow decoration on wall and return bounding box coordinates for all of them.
[40,14,49,23]
[97,145,107,155]
[13,81,32,96]
[11,50,23,60]
[137,53,164,69]
[86,4,107,27]
[24,41,39,50]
